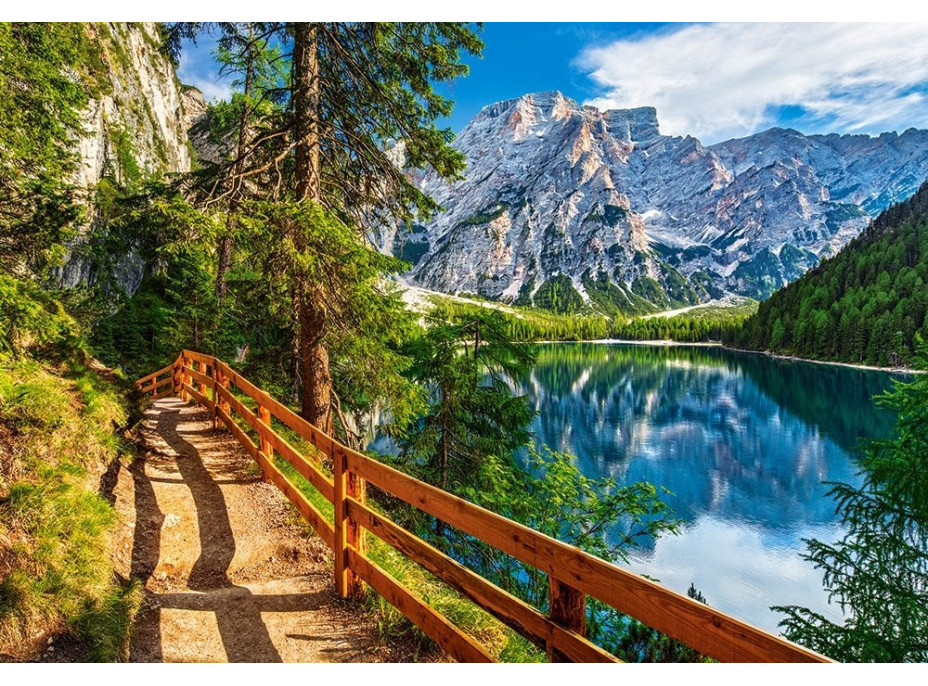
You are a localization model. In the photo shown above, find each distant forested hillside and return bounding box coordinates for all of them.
[727,181,928,367]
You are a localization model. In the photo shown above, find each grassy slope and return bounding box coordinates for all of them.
[404,286,754,342]
[641,297,758,321]
[0,279,141,661]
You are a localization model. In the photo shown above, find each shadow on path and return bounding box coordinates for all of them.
[131,400,281,663]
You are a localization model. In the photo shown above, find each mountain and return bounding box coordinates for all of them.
[383,91,928,313]
[728,181,928,367]
[56,23,193,294]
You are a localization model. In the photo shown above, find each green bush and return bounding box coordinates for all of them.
[0,275,80,356]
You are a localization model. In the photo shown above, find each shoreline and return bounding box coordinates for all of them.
[535,338,917,375]
[721,345,919,375]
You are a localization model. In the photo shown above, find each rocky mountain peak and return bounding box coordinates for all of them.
[387,91,928,312]
[602,106,661,144]
[476,92,663,146]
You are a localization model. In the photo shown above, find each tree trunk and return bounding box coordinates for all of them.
[440,421,449,490]
[291,22,332,432]
[216,234,233,302]
[433,385,450,535]
[438,382,450,490]
[293,23,322,202]
[297,284,331,430]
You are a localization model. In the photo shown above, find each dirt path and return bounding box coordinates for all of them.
[113,397,396,663]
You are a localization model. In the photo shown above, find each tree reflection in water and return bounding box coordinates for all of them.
[514,343,901,632]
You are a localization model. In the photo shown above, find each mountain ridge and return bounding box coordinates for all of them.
[384,91,928,313]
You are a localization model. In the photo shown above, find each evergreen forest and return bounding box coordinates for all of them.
[728,182,928,368]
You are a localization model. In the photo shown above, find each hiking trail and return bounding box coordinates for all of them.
[112,398,401,663]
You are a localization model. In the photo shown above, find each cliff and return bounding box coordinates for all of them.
[58,22,193,294]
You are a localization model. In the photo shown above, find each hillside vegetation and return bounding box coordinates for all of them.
[728,182,928,367]
[426,293,748,344]
[0,23,144,660]
[0,276,140,661]
[6,20,925,664]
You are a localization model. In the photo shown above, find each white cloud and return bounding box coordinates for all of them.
[577,23,928,144]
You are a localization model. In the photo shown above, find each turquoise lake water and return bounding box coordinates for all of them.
[516,342,903,632]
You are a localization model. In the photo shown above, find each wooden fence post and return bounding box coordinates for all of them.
[334,445,363,599]
[218,373,230,428]
[346,470,366,599]
[173,358,182,397]
[548,578,586,662]
[206,359,216,414]
[211,361,221,429]
[181,353,190,402]
[257,398,273,483]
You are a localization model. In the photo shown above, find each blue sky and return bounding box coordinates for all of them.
[177,23,666,128]
[178,22,928,145]
[426,23,672,132]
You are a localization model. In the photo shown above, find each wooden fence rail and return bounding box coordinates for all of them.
[136,351,832,664]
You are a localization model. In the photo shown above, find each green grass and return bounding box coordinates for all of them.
[656,298,758,321]
[424,294,611,342]
[279,452,544,662]
[0,355,141,661]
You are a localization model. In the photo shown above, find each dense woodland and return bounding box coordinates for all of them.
[729,182,928,367]
[427,299,748,344]
[0,21,925,663]
[610,314,747,343]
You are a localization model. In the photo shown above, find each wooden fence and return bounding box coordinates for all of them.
[135,351,832,664]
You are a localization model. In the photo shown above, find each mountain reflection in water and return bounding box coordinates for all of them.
[515,343,901,632]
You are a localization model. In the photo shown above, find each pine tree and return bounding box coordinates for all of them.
[774,346,928,661]
[394,310,535,492]
[167,22,482,430]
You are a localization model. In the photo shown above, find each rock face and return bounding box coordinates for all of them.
[59,22,193,294]
[183,86,240,165]
[392,91,928,310]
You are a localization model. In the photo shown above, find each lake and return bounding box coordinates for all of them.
[517,342,903,633]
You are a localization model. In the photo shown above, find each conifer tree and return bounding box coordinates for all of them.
[774,347,928,661]
[395,310,535,491]
[167,22,482,430]
[209,23,284,304]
